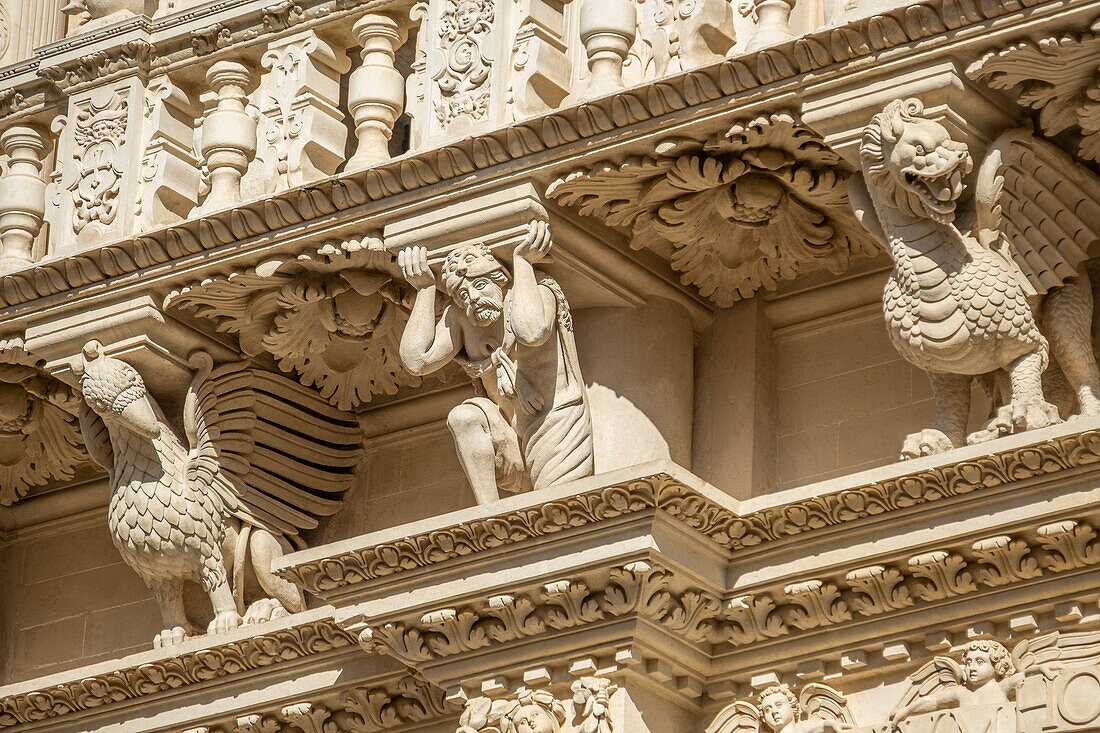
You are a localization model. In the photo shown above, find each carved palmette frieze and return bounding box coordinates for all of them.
[547,113,879,305]
[0,0,1056,308]
[0,619,355,727]
[0,338,88,506]
[166,238,419,410]
[968,21,1100,162]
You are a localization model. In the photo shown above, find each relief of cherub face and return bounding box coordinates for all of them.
[963,649,996,687]
[510,703,560,733]
[760,692,796,731]
[455,0,480,31]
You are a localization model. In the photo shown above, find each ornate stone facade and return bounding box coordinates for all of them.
[3,1,1100,732]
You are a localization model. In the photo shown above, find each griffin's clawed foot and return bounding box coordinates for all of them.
[207,610,242,636]
[243,598,290,626]
[153,625,189,648]
[900,428,955,460]
[968,398,1062,444]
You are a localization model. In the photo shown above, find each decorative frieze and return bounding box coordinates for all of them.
[0,0,1056,308]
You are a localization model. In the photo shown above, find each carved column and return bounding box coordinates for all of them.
[200,60,257,210]
[259,29,351,189]
[347,13,406,169]
[0,124,48,273]
[579,0,636,96]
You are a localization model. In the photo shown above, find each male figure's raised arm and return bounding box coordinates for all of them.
[510,220,558,347]
[398,246,462,375]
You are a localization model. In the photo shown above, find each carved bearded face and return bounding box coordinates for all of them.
[760,692,796,731]
[510,704,561,733]
[455,274,507,326]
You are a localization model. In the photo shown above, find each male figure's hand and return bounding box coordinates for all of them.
[398,246,436,290]
[514,220,553,264]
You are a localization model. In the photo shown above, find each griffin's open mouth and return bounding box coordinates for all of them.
[903,160,966,216]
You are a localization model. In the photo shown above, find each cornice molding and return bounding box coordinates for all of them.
[277,422,1100,598]
[0,615,355,729]
[0,0,1065,313]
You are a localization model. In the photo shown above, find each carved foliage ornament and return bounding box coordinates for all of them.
[167,238,418,410]
[69,89,127,233]
[0,338,87,506]
[968,19,1100,163]
[548,113,879,305]
[0,0,1059,310]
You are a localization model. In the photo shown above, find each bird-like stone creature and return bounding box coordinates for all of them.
[76,341,361,647]
[850,99,1100,458]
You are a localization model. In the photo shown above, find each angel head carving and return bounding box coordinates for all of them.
[708,681,854,733]
[860,98,971,224]
[458,689,567,733]
[77,340,160,439]
[963,640,1016,687]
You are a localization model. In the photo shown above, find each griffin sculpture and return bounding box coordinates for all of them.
[850,98,1100,458]
[76,341,362,647]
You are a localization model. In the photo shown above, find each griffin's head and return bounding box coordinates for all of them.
[76,341,161,439]
[859,98,971,223]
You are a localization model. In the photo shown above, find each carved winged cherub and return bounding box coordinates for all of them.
[75,341,361,647]
[707,682,855,733]
[888,638,1064,725]
[458,688,568,733]
[850,98,1100,458]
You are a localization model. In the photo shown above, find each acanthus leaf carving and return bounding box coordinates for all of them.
[970,535,1042,586]
[167,238,420,410]
[724,593,788,646]
[782,579,851,630]
[907,551,977,602]
[844,565,913,616]
[1036,520,1100,571]
[548,113,878,305]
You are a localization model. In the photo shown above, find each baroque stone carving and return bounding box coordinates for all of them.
[398,220,594,504]
[75,343,362,647]
[0,617,354,727]
[0,338,88,506]
[968,23,1100,163]
[548,113,878,305]
[457,678,617,732]
[0,124,48,272]
[137,77,201,230]
[347,13,406,168]
[707,682,855,733]
[0,0,1052,309]
[68,88,127,234]
[280,427,1100,594]
[633,0,737,79]
[433,0,495,132]
[166,237,417,410]
[851,98,1100,458]
[258,29,351,192]
[200,60,258,210]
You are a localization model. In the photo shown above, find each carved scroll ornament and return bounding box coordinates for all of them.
[167,237,418,410]
[548,113,879,306]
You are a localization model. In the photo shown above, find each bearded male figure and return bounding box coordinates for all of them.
[398,220,594,505]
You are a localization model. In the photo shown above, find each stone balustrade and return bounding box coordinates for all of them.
[0,0,907,272]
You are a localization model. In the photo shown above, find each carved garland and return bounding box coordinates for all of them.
[0,0,1052,309]
[0,619,355,728]
[358,519,1100,668]
[278,426,1100,595]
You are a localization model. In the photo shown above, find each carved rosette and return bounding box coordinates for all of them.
[0,338,88,506]
[548,113,879,306]
[968,21,1100,162]
[166,237,419,410]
